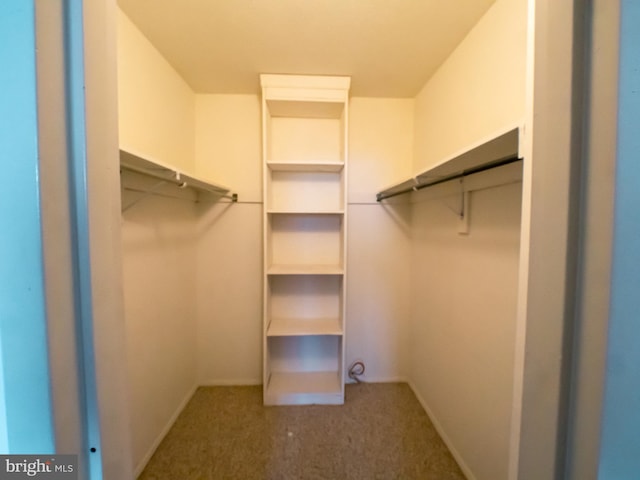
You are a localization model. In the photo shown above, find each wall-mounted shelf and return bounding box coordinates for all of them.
[267,317,343,337]
[120,149,238,208]
[267,161,345,172]
[267,265,344,275]
[376,126,522,201]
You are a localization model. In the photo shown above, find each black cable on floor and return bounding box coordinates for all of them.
[348,360,366,383]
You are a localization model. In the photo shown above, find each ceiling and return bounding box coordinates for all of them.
[117,0,496,97]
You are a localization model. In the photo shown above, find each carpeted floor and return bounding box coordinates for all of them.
[138,383,466,480]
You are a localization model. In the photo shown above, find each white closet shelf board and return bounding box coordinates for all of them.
[267,265,344,275]
[120,149,237,201]
[267,317,343,336]
[377,125,522,201]
[265,371,343,405]
[267,161,344,172]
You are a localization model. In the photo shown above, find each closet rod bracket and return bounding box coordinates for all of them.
[457,189,470,235]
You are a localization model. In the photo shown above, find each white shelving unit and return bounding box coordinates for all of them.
[261,74,350,405]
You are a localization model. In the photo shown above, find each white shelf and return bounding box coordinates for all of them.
[120,149,236,200]
[267,265,344,275]
[265,371,343,405]
[267,317,343,336]
[267,209,344,215]
[266,100,345,119]
[376,126,521,201]
[267,161,344,172]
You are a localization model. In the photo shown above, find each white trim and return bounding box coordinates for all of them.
[508,0,536,476]
[407,381,475,480]
[345,376,408,384]
[260,74,351,90]
[199,378,263,386]
[134,384,198,478]
[201,377,407,386]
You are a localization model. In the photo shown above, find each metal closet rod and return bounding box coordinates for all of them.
[376,155,522,202]
[121,163,238,202]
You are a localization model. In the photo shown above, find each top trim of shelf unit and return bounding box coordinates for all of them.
[265,98,345,119]
[261,74,351,119]
[267,161,344,172]
[120,149,235,198]
[260,74,351,90]
[376,125,522,201]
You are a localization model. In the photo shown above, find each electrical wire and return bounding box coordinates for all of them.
[348,361,366,383]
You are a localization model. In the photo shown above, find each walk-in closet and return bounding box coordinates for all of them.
[4,0,625,478]
[109,0,567,479]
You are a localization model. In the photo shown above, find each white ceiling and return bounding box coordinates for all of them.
[118,0,496,97]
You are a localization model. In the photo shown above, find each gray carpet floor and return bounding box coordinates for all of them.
[139,383,466,480]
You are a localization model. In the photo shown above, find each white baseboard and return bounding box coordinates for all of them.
[198,378,262,386]
[346,375,408,384]
[407,381,476,480]
[134,384,198,478]
[200,377,408,386]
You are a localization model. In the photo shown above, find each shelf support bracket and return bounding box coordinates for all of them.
[457,180,470,235]
[121,180,168,213]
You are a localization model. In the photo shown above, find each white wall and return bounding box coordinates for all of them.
[195,95,263,385]
[413,0,526,172]
[117,9,199,474]
[347,98,413,382]
[117,8,195,172]
[408,0,527,479]
[121,190,198,473]
[410,178,522,480]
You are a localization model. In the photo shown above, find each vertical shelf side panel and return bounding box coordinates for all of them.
[340,101,348,399]
[262,96,271,392]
